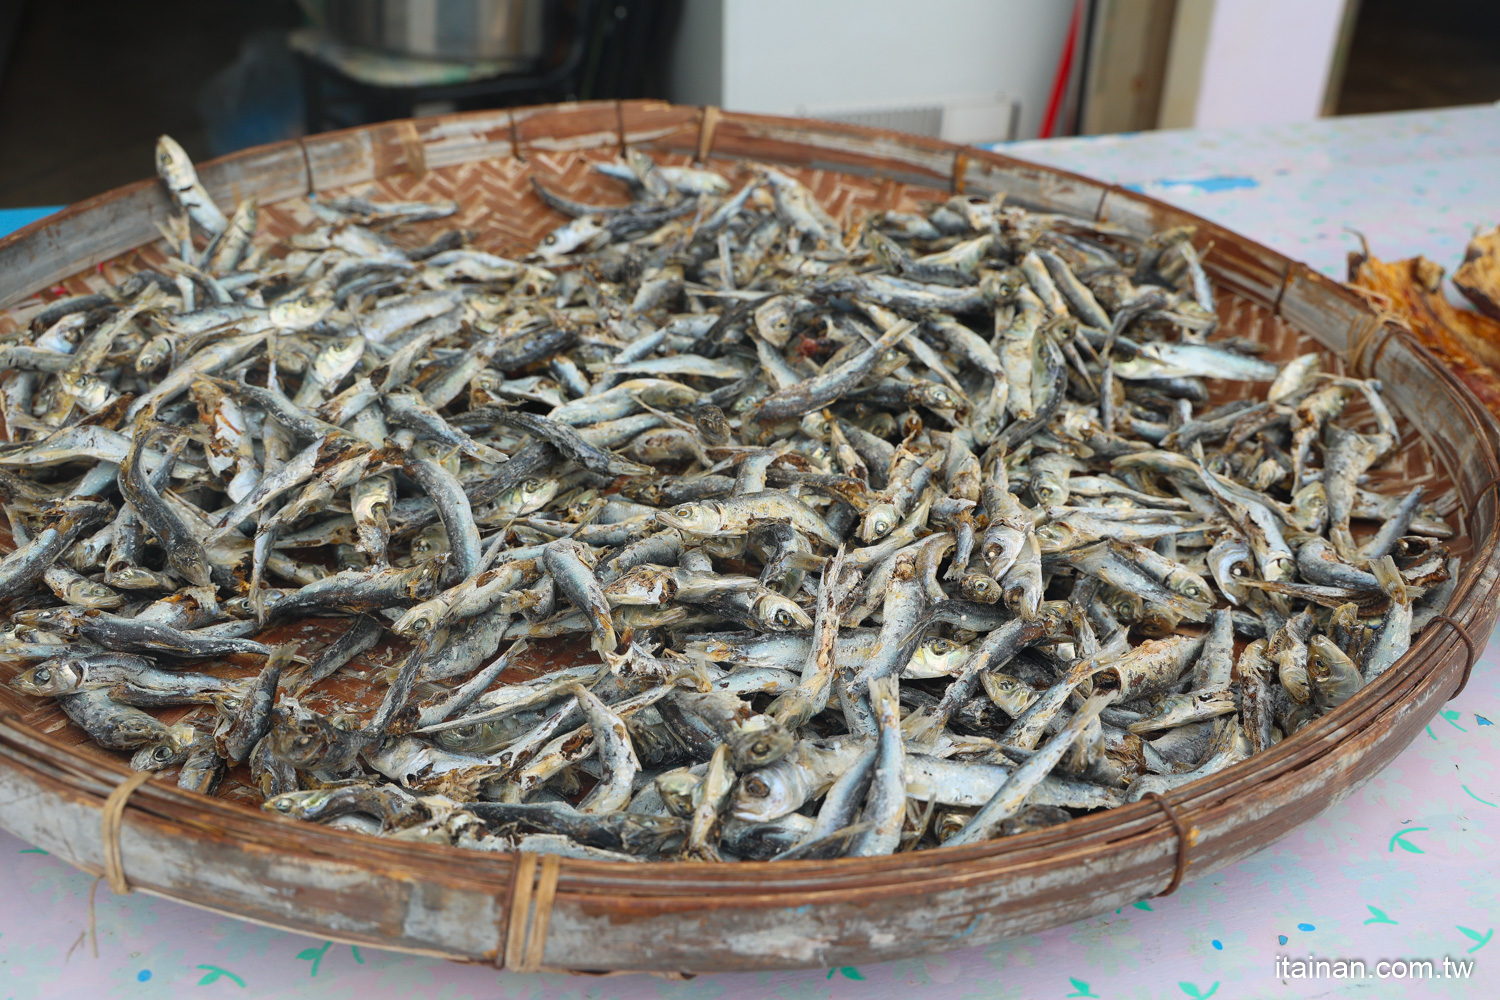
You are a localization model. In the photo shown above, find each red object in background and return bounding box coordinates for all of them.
[1039,0,1083,139]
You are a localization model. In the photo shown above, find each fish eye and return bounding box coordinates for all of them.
[295,735,313,748]
[931,639,953,653]
[672,505,693,519]
[523,479,542,491]
[773,610,792,626]
[410,618,429,632]
[745,777,769,798]
[275,798,293,812]
[752,740,772,756]
[152,744,173,761]
[33,668,50,683]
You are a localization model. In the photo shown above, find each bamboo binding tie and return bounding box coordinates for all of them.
[396,121,427,180]
[1424,614,1477,701]
[950,151,969,195]
[695,106,721,164]
[504,851,560,972]
[1143,792,1191,897]
[1368,325,1398,379]
[101,770,153,895]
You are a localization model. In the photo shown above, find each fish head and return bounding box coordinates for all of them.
[410,523,450,561]
[1102,588,1144,626]
[731,760,804,822]
[1289,481,1328,532]
[1137,607,1183,638]
[859,503,899,543]
[969,396,1007,447]
[110,565,175,590]
[10,607,83,634]
[655,502,722,534]
[112,713,169,748]
[602,565,676,606]
[49,497,114,531]
[1276,653,1312,704]
[154,135,194,185]
[1328,601,1361,634]
[269,290,335,331]
[1037,600,1078,638]
[434,718,521,753]
[264,710,340,769]
[1249,458,1286,492]
[935,809,976,843]
[1168,574,1215,607]
[980,672,1038,717]
[866,229,905,270]
[907,636,971,678]
[263,788,334,820]
[1129,694,1193,734]
[916,382,966,417]
[959,572,1002,604]
[654,768,703,818]
[727,717,795,770]
[65,578,124,609]
[514,477,560,515]
[531,217,606,260]
[1002,578,1039,620]
[391,598,450,639]
[618,814,687,854]
[691,404,731,445]
[1207,536,1252,604]
[1029,472,1068,507]
[11,658,82,697]
[1033,519,1080,553]
[1393,535,1436,562]
[753,297,794,348]
[752,591,813,631]
[1307,635,1354,684]
[129,724,198,772]
[681,638,733,663]
[130,740,184,772]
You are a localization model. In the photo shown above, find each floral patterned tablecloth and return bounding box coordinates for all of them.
[5,104,1500,999]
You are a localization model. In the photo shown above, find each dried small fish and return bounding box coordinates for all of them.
[0,137,1446,867]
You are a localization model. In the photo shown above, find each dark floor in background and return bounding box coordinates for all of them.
[0,0,302,207]
[1336,0,1500,116]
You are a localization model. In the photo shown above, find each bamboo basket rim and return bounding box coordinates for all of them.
[0,99,1496,923]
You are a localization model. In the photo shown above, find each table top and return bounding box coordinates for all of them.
[996,103,1500,285]
[5,106,1500,999]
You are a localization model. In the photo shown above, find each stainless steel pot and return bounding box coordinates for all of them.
[319,0,547,66]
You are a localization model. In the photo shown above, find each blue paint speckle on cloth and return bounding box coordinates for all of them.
[1156,175,1259,193]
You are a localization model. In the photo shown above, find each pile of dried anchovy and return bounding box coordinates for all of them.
[0,136,1459,862]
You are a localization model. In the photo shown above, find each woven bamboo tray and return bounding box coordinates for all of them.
[1,101,1498,975]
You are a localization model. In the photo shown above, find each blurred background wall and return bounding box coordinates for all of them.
[0,0,1496,207]
[668,0,1073,144]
